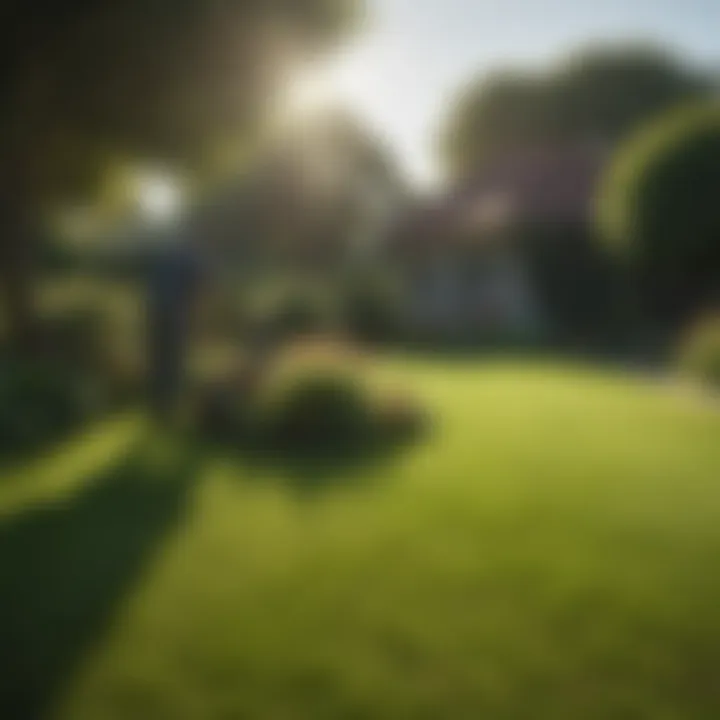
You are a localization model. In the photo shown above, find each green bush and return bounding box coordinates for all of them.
[40,307,143,406]
[678,313,720,387]
[250,288,339,342]
[254,357,372,449]
[195,342,427,454]
[342,274,405,342]
[42,308,105,366]
[0,302,140,456]
[0,357,105,455]
[597,102,720,324]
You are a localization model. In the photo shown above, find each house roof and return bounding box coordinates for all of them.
[462,143,607,224]
[391,143,608,250]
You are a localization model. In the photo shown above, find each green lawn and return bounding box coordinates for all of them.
[1,360,720,720]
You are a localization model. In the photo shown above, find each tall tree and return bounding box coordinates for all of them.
[440,44,714,181]
[0,0,359,348]
[597,102,720,327]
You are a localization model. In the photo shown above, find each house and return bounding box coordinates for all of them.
[386,143,608,340]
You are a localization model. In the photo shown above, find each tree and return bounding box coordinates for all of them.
[440,71,552,178]
[440,44,713,180]
[0,0,359,349]
[596,102,720,327]
[213,109,406,269]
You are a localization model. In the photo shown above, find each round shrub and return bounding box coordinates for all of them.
[678,313,720,387]
[254,359,372,450]
[195,341,428,456]
[597,102,720,324]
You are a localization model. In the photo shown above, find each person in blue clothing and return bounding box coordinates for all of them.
[146,230,205,421]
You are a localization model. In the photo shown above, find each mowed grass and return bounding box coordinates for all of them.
[1,360,720,720]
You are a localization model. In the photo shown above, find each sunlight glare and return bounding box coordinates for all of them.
[282,50,374,124]
[136,171,183,223]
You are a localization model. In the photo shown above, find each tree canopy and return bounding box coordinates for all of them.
[440,44,714,180]
[1,0,360,202]
[596,101,720,325]
[0,0,361,345]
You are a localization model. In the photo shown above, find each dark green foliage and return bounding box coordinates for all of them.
[523,225,628,349]
[248,288,339,342]
[268,292,339,340]
[442,71,554,177]
[256,369,373,450]
[43,304,144,405]
[549,45,711,141]
[678,313,720,386]
[342,273,405,342]
[0,298,144,456]
[0,357,104,455]
[2,0,361,166]
[597,102,720,326]
[41,308,105,365]
[442,44,712,179]
[195,343,427,457]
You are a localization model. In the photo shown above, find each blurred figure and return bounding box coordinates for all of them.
[146,232,204,422]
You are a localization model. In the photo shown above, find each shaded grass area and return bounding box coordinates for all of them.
[1,361,720,719]
[202,439,404,499]
[0,415,141,516]
[0,427,201,720]
[200,413,427,499]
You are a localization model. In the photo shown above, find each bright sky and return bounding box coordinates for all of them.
[313,0,719,187]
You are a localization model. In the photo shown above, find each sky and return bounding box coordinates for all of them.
[313,0,720,186]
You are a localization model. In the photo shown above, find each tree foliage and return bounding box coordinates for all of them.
[0,0,360,345]
[2,0,360,200]
[441,44,713,180]
[597,102,720,324]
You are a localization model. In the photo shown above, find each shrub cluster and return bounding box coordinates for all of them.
[678,313,720,387]
[245,286,339,344]
[0,305,146,457]
[195,341,426,454]
[0,357,105,455]
[341,273,406,343]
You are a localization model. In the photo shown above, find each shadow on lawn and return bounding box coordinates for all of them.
[205,427,427,498]
[0,438,201,720]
